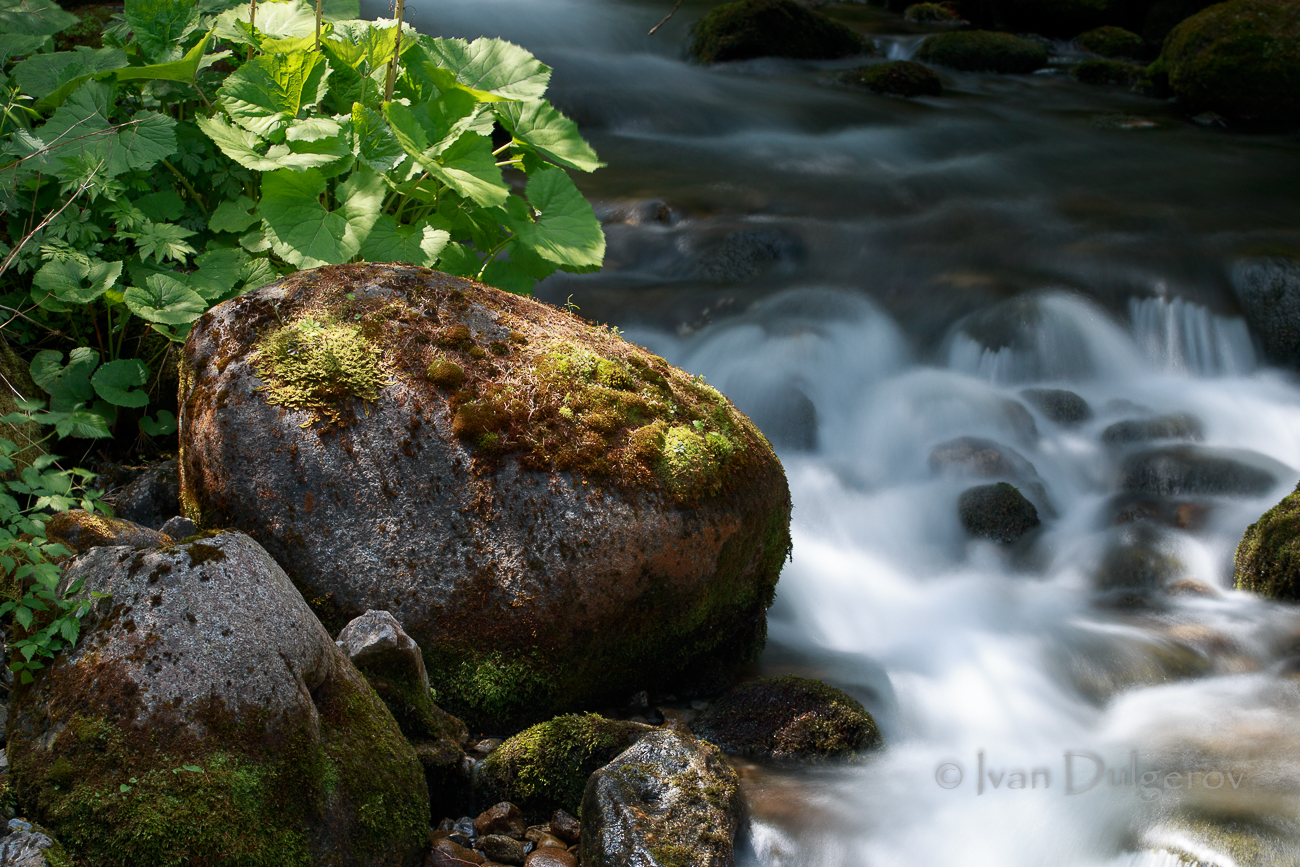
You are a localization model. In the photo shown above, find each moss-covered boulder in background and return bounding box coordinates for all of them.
[916,30,1049,72]
[476,714,651,821]
[1074,58,1143,84]
[1078,24,1145,56]
[1235,482,1300,599]
[693,675,881,759]
[179,265,792,731]
[690,0,867,63]
[904,2,963,23]
[8,532,429,867]
[1161,0,1300,127]
[842,60,943,97]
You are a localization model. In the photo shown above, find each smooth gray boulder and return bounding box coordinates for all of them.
[581,729,744,867]
[8,532,428,867]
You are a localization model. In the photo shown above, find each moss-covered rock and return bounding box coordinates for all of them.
[693,675,881,760]
[1235,482,1300,599]
[689,0,867,63]
[581,729,743,867]
[904,2,963,23]
[477,714,651,821]
[1161,0,1300,126]
[43,510,172,554]
[8,532,429,867]
[1078,24,1145,56]
[1102,412,1204,445]
[915,30,1049,72]
[1019,388,1092,426]
[957,482,1040,543]
[842,60,943,97]
[179,265,792,731]
[1074,58,1143,83]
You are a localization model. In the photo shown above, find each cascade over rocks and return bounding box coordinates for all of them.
[178,264,791,730]
[8,531,428,867]
[581,729,744,867]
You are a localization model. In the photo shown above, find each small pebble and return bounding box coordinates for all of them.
[549,809,581,845]
[524,825,551,843]
[480,834,525,866]
[476,802,525,840]
[524,849,577,867]
[534,833,567,849]
[426,838,484,867]
[7,818,32,833]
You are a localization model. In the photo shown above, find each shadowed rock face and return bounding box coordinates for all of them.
[179,264,792,730]
[8,532,428,867]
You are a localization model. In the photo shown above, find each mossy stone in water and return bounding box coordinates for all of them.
[476,714,651,821]
[904,2,962,23]
[1020,388,1092,426]
[958,481,1040,543]
[916,30,1049,73]
[1161,0,1300,127]
[1235,482,1300,600]
[693,675,881,759]
[689,0,867,63]
[1074,58,1143,84]
[843,60,943,97]
[1078,25,1145,57]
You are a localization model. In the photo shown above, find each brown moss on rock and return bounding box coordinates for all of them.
[477,713,651,821]
[693,675,882,760]
[1235,482,1300,599]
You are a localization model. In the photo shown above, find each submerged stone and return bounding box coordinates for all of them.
[8,532,428,867]
[957,481,1041,543]
[1119,445,1287,498]
[689,0,867,63]
[1020,388,1092,426]
[1078,25,1145,57]
[842,60,943,97]
[179,264,791,730]
[1101,412,1203,446]
[1074,58,1142,85]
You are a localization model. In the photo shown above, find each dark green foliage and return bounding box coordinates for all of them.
[690,0,867,63]
[842,61,943,97]
[477,714,650,820]
[1161,0,1300,127]
[1078,25,1145,57]
[1235,482,1300,599]
[693,675,881,759]
[1074,58,1142,85]
[915,30,1048,73]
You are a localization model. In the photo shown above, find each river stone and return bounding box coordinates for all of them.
[916,31,1048,73]
[43,510,171,553]
[1078,25,1144,57]
[1161,0,1300,127]
[479,835,525,866]
[1101,412,1203,446]
[523,850,576,867]
[841,61,942,98]
[1092,524,1184,607]
[957,482,1041,543]
[581,729,744,867]
[1235,482,1300,600]
[550,810,581,844]
[100,459,180,530]
[1231,257,1300,368]
[929,436,1037,481]
[693,675,881,759]
[178,264,791,730]
[475,803,526,840]
[1119,445,1288,498]
[689,0,867,63]
[1020,388,1092,426]
[337,610,468,817]
[477,714,652,821]
[0,827,57,867]
[7,531,428,867]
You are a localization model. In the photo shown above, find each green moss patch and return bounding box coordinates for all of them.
[1235,482,1300,599]
[253,315,385,426]
[478,713,650,821]
[916,31,1049,73]
[842,60,943,97]
[904,2,961,23]
[689,0,867,63]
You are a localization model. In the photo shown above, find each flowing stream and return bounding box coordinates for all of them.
[364,0,1300,863]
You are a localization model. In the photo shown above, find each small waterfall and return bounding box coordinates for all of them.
[1129,294,1256,377]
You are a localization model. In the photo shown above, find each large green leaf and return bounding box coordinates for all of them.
[91,359,149,408]
[32,258,122,306]
[419,36,550,101]
[352,102,404,172]
[31,347,98,412]
[209,195,259,233]
[113,111,178,174]
[494,99,603,173]
[323,20,399,75]
[214,0,314,45]
[260,166,382,267]
[188,246,245,300]
[506,167,604,270]
[124,0,201,63]
[114,28,212,85]
[219,50,329,139]
[428,131,508,209]
[125,274,207,324]
[196,113,342,171]
[0,0,77,38]
[0,33,48,65]
[11,47,127,101]
[358,215,448,266]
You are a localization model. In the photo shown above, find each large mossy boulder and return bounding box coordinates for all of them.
[581,729,743,867]
[178,264,792,731]
[693,675,881,760]
[476,713,651,821]
[1078,25,1146,56]
[7,532,429,867]
[915,30,1049,73]
[689,0,867,63]
[1235,482,1300,599]
[1161,0,1300,127]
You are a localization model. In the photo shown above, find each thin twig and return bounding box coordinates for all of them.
[648,0,684,35]
[0,161,103,281]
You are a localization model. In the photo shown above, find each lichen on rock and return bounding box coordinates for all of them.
[1235,482,1300,600]
[254,315,386,426]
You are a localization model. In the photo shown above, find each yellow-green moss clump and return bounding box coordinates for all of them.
[478,714,650,821]
[253,316,385,425]
[1235,482,1300,599]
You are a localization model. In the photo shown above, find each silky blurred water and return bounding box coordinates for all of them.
[363,0,1300,862]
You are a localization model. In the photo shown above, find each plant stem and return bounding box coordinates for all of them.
[384,0,406,102]
[475,235,513,281]
[248,0,257,60]
[162,159,208,215]
[315,0,322,51]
